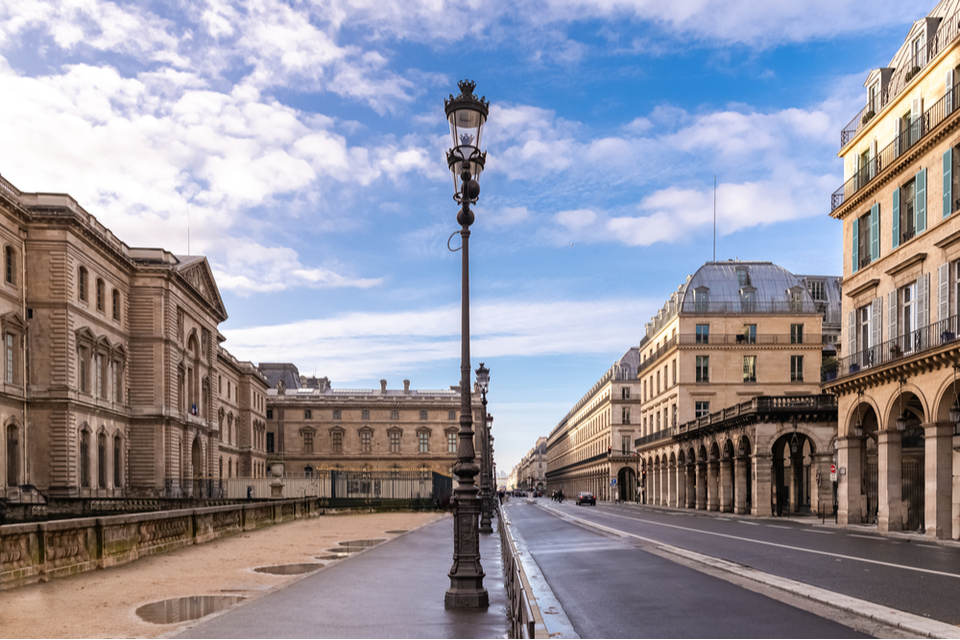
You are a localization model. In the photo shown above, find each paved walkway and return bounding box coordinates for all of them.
[177,514,509,639]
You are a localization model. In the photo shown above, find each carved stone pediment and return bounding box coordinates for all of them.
[178,258,227,322]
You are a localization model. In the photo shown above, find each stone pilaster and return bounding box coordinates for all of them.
[707,460,719,511]
[924,422,954,540]
[734,456,748,514]
[877,429,902,532]
[837,436,861,525]
[696,463,707,509]
[751,453,772,517]
[686,463,696,508]
[719,458,733,513]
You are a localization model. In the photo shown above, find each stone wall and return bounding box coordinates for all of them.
[0,498,317,589]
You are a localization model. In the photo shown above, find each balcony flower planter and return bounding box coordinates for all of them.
[905,66,921,82]
[941,331,956,343]
[849,364,860,374]
[890,345,903,358]
[862,110,876,126]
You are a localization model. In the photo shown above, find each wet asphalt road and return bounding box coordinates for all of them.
[506,499,959,638]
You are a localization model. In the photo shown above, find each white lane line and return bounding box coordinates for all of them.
[540,504,960,580]
[766,525,792,529]
[849,534,882,540]
[739,521,760,526]
[805,529,835,534]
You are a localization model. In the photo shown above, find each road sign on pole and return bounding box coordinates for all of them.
[610,478,617,486]
[830,464,837,482]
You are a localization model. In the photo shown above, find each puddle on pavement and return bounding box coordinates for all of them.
[385,529,408,534]
[136,595,245,624]
[315,553,348,560]
[253,563,323,575]
[326,546,366,554]
[339,538,386,547]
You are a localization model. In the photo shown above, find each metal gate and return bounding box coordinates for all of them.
[865,458,878,523]
[901,458,925,531]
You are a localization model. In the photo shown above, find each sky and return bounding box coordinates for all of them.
[0,0,931,474]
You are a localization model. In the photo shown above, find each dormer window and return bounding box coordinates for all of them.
[736,267,750,287]
[694,287,709,313]
[740,286,757,313]
[868,81,879,113]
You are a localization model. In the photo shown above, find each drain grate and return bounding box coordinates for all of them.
[136,595,245,624]
[253,563,323,575]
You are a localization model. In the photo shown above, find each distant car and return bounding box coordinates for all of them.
[576,491,596,506]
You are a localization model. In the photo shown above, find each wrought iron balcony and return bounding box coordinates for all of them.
[835,313,960,380]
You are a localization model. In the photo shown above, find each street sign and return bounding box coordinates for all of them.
[610,478,617,486]
[830,464,837,482]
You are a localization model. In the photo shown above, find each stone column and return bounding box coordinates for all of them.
[660,464,668,505]
[707,460,719,511]
[924,422,954,540]
[811,453,833,518]
[877,429,902,532]
[695,463,706,509]
[675,461,685,508]
[719,457,733,513]
[734,456,748,514]
[751,453,773,517]
[686,463,696,508]
[837,436,861,525]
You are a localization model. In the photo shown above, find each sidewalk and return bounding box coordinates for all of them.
[177,514,509,639]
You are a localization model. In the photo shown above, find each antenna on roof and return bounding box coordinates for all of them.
[713,175,717,262]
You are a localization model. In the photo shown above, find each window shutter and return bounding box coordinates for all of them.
[889,289,898,342]
[869,139,878,179]
[948,69,956,115]
[916,167,927,233]
[939,262,949,323]
[870,203,879,260]
[892,188,900,249]
[912,97,923,138]
[852,217,859,273]
[945,148,953,218]
[918,272,930,329]
[848,310,857,357]
[895,117,902,156]
[873,297,882,349]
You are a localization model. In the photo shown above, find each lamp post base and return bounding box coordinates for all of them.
[445,491,488,609]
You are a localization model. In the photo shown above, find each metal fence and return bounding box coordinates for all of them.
[838,314,960,378]
[161,470,452,504]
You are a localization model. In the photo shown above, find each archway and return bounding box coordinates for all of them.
[894,390,925,531]
[191,436,203,498]
[848,401,879,524]
[772,429,815,516]
[617,466,637,502]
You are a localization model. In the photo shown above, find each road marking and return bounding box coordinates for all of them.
[805,529,835,534]
[848,534,881,540]
[739,521,760,526]
[538,504,960,581]
[766,525,792,529]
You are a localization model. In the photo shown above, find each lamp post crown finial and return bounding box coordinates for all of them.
[458,79,476,96]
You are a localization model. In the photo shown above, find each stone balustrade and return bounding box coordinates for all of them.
[0,498,317,590]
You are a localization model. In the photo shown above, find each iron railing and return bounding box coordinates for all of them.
[832,78,960,213]
[637,335,678,373]
[839,17,960,149]
[676,332,831,346]
[838,313,960,378]
[686,299,826,315]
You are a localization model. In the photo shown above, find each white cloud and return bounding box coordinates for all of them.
[222,297,654,382]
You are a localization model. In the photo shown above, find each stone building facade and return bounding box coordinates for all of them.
[633,261,841,516]
[546,347,640,501]
[0,173,269,506]
[515,437,547,492]
[260,363,482,478]
[826,0,960,539]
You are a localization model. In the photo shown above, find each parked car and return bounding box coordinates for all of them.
[576,491,596,506]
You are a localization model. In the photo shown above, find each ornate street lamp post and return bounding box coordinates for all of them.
[444,80,489,609]
[476,363,493,534]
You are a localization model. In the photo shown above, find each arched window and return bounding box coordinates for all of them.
[112,289,121,321]
[113,434,122,488]
[304,466,314,478]
[80,429,91,488]
[78,266,88,302]
[96,278,104,312]
[6,424,19,486]
[97,432,107,488]
[4,246,14,285]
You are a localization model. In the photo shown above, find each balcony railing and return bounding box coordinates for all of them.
[0,174,21,201]
[637,335,678,374]
[675,394,838,438]
[678,332,830,346]
[634,428,675,448]
[833,77,960,213]
[686,299,824,315]
[839,17,960,149]
[836,313,960,379]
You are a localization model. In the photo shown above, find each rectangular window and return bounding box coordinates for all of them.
[391,409,400,420]
[448,410,456,420]
[303,431,314,453]
[266,432,275,454]
[390,431,400,453]
[695,401,710,419]
[5,333,13,383]
[789,289,803,312]
[672,404,677,428]
[741,291,756,313]
[742,324,757,344]
[333,409,341,421]
[672,360,676,385]
[695,324,709,344]
[695,290,709,313]
[621,387,630,399]
[743,356,757,383]
[361,409,370,421]
[696,356,709,383]
[621,407,630,424]
[621,435,630,455]
[266,409,273,420]
[304,409,312,420]
[858,212,871,268]
[4,247,12,284]
[656,412,661,430]
[807,281,826,301]
[420,410,428,420]
[332,431,342,454]
[791,355,804,382]
[361,431,372,454]
[790,324,804,344]
[901,281,918,351]
[419,432,429,453]
[901,179,917,243]
[447,432,457,453]
[736,268,749,286]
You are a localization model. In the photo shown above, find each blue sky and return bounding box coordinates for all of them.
[0,0,929,473]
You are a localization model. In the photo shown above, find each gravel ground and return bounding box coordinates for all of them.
[0,510,445,638]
